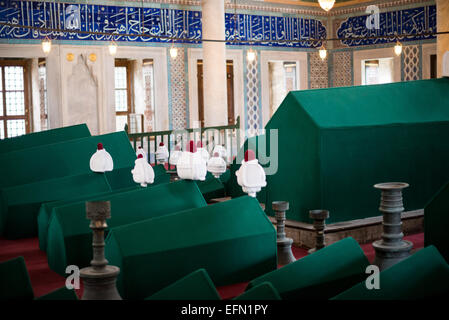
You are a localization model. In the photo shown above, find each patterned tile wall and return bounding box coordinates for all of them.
[0,0,326,49]
[246,52,261,137]
[309,51,329,89]
[403,45,421,81]
[170,47,187,129]
[332,51,352,87]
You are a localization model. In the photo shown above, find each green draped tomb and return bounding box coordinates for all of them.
[247,237,369,300]
[0,172,111,238]
[229,78,449,223]
[0,256,34,300]
[0,124,90,154]
[37,186,137,252]
[38,165,168,251]
[46,180,206,276]
[0,256,77,301]
[105,196,277,300]
[333,245,449,300]
[0,131,135,189]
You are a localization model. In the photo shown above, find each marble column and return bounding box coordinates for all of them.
[437,0,449,77]
[201,0,228,127]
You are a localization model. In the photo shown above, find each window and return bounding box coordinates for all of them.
[197,59,235,127]
[114,59,133,131]
[0,60,30,139]
[362,58,394,85]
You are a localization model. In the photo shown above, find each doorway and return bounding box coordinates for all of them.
[197,60,235,127]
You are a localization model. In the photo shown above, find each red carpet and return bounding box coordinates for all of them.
[0,233,424,300]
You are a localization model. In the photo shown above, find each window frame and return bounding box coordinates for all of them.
[114,59,133,131]
[0,59,31,139]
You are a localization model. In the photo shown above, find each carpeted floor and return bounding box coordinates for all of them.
[0,233,424,300]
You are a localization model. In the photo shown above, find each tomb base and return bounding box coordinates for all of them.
[270,210,423,249]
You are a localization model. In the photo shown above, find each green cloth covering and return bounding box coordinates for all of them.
[0,256,34,300]
[37,186,138,252]
[228,163,246,198]
[234,282,281,300]
[219,169,231,195]
[247,237,369,300]
[38,166,166,249]
[145,269,221,300]
[35,287,78,300]
[424,181,449,263]
[195,172,225,202]
[231,78,449,223]
[0,131,135,189]
[333,246,449,300]
[104,166,136,190]
[152,164,171,185]
[0,124,90,154]
[47,180,207,276]
[0,172,111,239]
[105,196,277,300]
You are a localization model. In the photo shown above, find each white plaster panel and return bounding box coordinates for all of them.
[260,50,308,127]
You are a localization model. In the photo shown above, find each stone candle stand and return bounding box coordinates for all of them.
[80,201,122,300]
[273,201,296,265]
[372,182,413,271]
[308,209,329,254]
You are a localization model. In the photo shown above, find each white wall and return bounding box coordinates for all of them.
[0,43,169,135]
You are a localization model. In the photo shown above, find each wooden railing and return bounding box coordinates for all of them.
[125,116,241,167]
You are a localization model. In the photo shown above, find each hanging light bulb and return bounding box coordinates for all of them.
[318,0,335,12]
[169,45,178,59]
[394,41,403,56]
[319,44,327,60]
[108,40,117,56]
[42,37,51,54]
[247,48,256,62]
